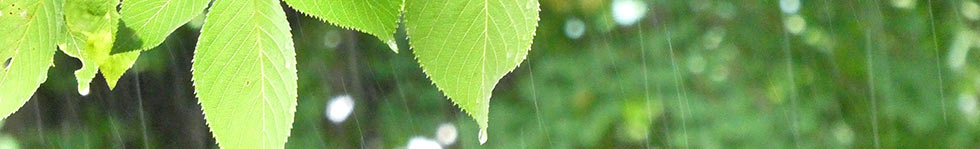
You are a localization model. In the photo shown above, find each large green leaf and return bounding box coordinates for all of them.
[0,0,63,119]
[404,0,540,144]
[115,0,210,52]
[192,0,298,148]
[282,0,402,52]
[60,0,140,93]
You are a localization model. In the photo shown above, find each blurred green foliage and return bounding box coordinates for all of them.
[2,0,980,148]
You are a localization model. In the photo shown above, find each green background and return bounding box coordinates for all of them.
[2,0,980,148]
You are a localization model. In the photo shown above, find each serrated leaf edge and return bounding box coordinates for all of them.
[281,0,404,52]
[190,2,299,148]
[401,0,541,143]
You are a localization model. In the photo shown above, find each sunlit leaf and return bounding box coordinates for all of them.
[282,0,402,52]
[192,0,298,148]
[0,0,63,119]
[115,0,210,53]
[98,51,139,89]
[404,0,540,143]
[60,0,140,92]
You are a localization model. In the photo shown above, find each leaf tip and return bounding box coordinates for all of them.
[105,78,119,91]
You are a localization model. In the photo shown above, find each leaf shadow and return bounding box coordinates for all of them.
[111,21,143,54]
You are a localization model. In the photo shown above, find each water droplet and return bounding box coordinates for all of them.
[783,15,806,35]
[889,0,916,9]
[385,40,399,53]
[78,86,90,96]
[407,137,442,149]
[435,123,457,145]
[779,0,800,14]
[478,128,488,144]
[611,0,648,26]
[963,1,980,21]
[687,54,705,74]
[947,32,972,71]
[702,27,725,49]
[716,2,737,20]
[322,30,342,49]
[563,18,586,39]
[832,122,854,145]
[959,93,978,123]
[325,95,355,124]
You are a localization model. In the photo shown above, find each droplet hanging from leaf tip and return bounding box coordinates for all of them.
[78,86,90,96]
[386,39,399,53]
[478,128,488,145]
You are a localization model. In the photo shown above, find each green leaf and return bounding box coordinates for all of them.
[404,0,540,144]
[192,0,297,148]
[98,51,139,89]
[282,0,402,52]
[115,0,210,53]
[60,0,139,92]
[0,0,63,119]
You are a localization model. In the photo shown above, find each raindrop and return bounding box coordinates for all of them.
[959,93,978,123]
[783,15,807,35]
[687,54,705,74]
[78,87,90,96]
[715,2,737,20]
[563,18,586,39]
[385,40,399,53]
[832,122,854,145]
[703,27,725,49]
[325,95,354,124]
[477,128,488,144]
[946,31,972,71]
[435,123,457,145]
[963,1,980,21]
[323,30,342,49]
[407,137,442,149]
[779,0,800,14]
[0,134,19,149]
[803,29,829,51]
[890,0,916,9]
[611,0,648,26]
